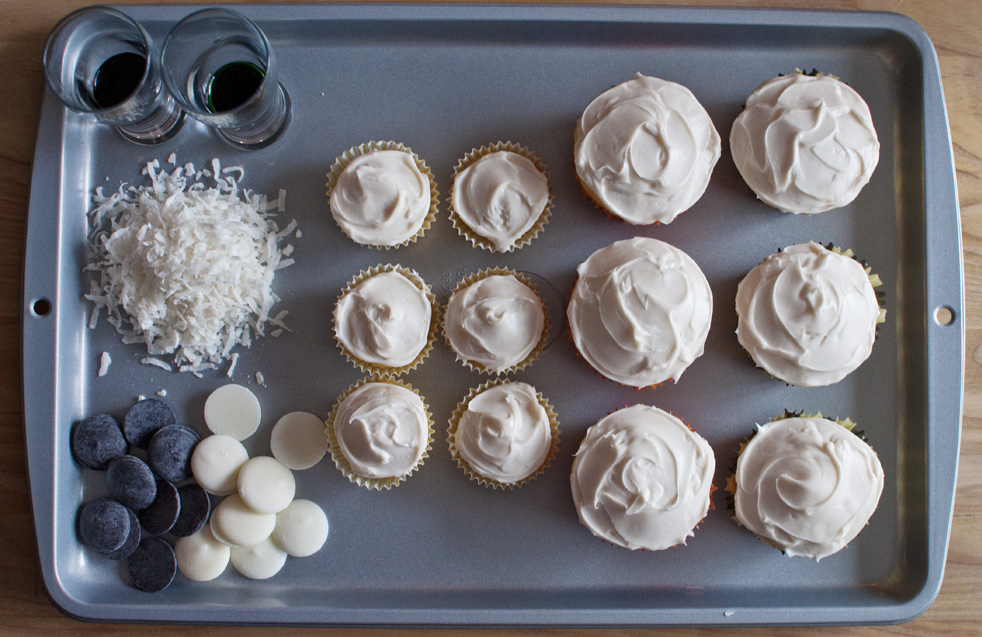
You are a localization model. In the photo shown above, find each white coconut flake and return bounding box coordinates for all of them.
[98,352,111,376]
[226,352,240,378]
[255,371,266,387]
[141,357,173,372]
[85,157,294,373]
[157,389,168,397]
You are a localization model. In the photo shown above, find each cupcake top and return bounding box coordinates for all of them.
[736,242,881,387]
[570,404,715,551]
[335,268,432,369]
[329,148,432,246]
[451,149,550,252]
[452,382,553,485]
[567,237,713,387]
[444,273,545,373]
[573,73,721,225]
[730,73,880,214]
[734,416,884,560]
[332,382,429,480]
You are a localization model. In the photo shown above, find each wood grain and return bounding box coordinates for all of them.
[1,1,979,635]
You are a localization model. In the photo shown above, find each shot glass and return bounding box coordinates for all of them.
[161,8,290,150]
[43,6,185,145]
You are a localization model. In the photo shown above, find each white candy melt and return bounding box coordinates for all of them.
[190,434,250,496]
[272,499,328,558]
[270,412,328,470]
[210,494,276,548]
[237,456,296,514]
[230,537,287,580]
[175,526,230,582]
[204,384,262,440]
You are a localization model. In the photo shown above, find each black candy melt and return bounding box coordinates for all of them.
[127,537,176,593]
[78,498,131,554]
[104,507,142,561]
[148,424,200,482]
[170,484,210,537]
[138,480,180,535]
[124,398,177,448]
[106,455,157,510]
[71,414,127,469]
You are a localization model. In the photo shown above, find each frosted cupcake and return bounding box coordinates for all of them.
[570,404,715,551]
[567,237,713,388]
[443,268,548,375]
[447,380,559,489]
[730,72,880,214]
[449,142,552,252]
[325,378,433,490]
[334,264,439,377]
[736,242,885,387]
[573,74,721,225]
[326,141,438,247]
[731,414,884,560]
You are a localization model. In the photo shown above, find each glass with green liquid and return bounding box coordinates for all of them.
[161,8,290,150]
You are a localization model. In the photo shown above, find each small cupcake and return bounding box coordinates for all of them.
[447,380,559,489]
[443,268,548,375]
[334,264,439,377]
[325,378,433,490]
[573,73,721,225]
[730,71,880,214]
[731,413,884,560]
[736,242,885,387]
[448,142,552,252]
[567,237,713,388]
[326,141,439,248]
[570,404,715,551]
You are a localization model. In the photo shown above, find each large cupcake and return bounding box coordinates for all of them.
[573,73,721,225]
[570,404,715,551]
[731,414,884,560]
[567,237,713,388]
[730,72,880,214]
[735,242,885,387]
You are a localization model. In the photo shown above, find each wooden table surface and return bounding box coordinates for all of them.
[1,0,978,634]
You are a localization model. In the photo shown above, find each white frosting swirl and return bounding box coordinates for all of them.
[573,74,721,225]
[335,270,431,368]
[570,404,715,551]
[330,150,431,246]
[736,242,880,387]
[445,274,545,372]
[452,151,549,252]
[730,73,880,214]
[567,237,713,387]
[454,382,552,484]
[334,382,429,479]
[734,417,884,560]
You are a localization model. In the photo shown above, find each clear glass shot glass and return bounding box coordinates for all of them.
[161,8,291,150]
[43,6,185,145]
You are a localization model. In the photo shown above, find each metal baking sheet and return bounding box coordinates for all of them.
[22,3,963,627]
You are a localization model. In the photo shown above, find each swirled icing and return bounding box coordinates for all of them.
[730,73,880,214]
[329,150,431,246]
[735,242,880,387]
[334,382,429,479]
[734,417,884,560]
[445,274,545,372]
[452,151,549,252]
[570,404,715,551]
[573,74,721,225]
[454,382,552,484]
[567,237,713,387]
[335,270,431,367]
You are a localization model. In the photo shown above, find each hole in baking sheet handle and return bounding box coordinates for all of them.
[933,306,956,326]
[30,298,52,317]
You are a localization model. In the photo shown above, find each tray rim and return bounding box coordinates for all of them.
[21,2,964,627]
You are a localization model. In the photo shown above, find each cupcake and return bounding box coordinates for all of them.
[334,264,439,377]
[573,73,721,225]
[447,380,559,489]
[567,237,713,388]
[448,142,552,252]
[325,378,433,490]
[570,404,715,551]
[730,71,880,214]
[731,414,884,560]
[443,268,548,375]
[326,141,438,247]
[735,242,885,387]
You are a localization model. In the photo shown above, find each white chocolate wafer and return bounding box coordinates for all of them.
[272,499,329,557]
[237,456,296,514]
[230,538,288,580]
[210,494,276,548]
[175,526,230,582]
[270,412,329,470]
[190,434,250,496]
[204,384,262,440]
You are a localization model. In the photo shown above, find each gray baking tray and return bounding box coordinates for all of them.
[22,3,963,627]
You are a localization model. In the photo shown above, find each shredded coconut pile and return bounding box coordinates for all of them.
[85,157,295,373]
